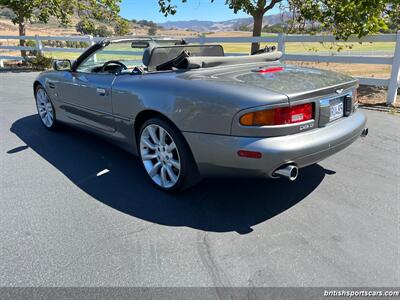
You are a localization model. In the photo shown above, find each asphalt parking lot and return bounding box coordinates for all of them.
[0,72,399,288]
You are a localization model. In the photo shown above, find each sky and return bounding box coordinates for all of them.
[120,0,281,23]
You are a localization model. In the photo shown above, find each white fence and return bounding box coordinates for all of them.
[0,32,399,105]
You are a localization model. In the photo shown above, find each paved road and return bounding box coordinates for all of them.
[0,72,399,288]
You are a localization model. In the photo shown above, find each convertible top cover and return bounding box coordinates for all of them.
[145,44,224,71]
[179,51,283,70]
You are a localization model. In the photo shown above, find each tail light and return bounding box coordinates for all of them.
[240,103,313,126]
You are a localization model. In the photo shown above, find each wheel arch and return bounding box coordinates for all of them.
[33,80,42,93]
[134,109,181,147]
[134,109,200,176]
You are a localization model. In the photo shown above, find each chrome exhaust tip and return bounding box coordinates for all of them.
[361,127,368,137]
[273,165,299,181]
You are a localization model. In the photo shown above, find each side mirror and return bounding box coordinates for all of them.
[53,59,71,71]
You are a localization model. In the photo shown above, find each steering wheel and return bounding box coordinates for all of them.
[101,60,128,73]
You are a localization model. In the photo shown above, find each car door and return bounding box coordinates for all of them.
[57,71,116,133]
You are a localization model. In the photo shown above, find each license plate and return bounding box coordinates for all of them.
[329,99,344,121]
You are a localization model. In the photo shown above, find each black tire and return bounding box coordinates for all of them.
[138,117,200,192]
[35,85,58,130]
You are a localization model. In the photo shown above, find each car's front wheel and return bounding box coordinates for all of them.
[35,85,57,130]
[139,118,199,192]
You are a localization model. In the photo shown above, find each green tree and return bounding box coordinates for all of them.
[114,18,130,36]
[148,25,157,36]
[236,24,251,31]
[0,0,122,57]
[96,25,113,37]
[0,7,15,18]
[386,2,399,32]
[288,0,392,40]
[263,23,285,33]
[138,19,158,27]
[76,18,96,35]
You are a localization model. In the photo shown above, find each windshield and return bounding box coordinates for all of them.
[77,41,144,73]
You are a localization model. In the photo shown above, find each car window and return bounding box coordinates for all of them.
[77,42,145,73]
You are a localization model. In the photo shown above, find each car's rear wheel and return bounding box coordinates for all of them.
[35,85,57,130]
[139,118,199,192]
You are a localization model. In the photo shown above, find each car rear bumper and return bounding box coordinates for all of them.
[183,111,367,178]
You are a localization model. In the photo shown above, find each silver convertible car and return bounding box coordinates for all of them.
[34,37,368,192]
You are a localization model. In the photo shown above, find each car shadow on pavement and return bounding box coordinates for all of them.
[10,115,328,234]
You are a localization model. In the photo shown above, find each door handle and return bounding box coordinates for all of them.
[96,88,106,96]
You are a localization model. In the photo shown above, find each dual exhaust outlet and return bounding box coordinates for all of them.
[273,165,299,181]
[361,127,368,137]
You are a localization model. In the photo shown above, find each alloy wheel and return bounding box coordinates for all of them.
[140,124,181,189]
[35,88,54,128]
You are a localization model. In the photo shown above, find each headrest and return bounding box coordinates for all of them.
[142,42,157,66]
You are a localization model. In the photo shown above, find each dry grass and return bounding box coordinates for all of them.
[0,17,198,37]
[357,86,399,107]
[0,19,77,36]
[286,61,391,78]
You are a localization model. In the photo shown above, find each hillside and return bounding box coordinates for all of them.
[158,13,288,32]
[0,7,289,36]
[0,16,198,37]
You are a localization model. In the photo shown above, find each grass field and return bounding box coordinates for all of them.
[39,41,395,60]
[222,41,395,54]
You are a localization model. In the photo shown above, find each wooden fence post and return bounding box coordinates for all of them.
[35,35,43,56]
[278,33,285,59]
[88,35,95,46]
[387,31,400,106]
[199,33,206,45]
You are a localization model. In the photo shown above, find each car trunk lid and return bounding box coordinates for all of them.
[233,64,357,101]
[189,63,357,102]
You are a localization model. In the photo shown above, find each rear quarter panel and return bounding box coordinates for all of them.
[111,71,288,135]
